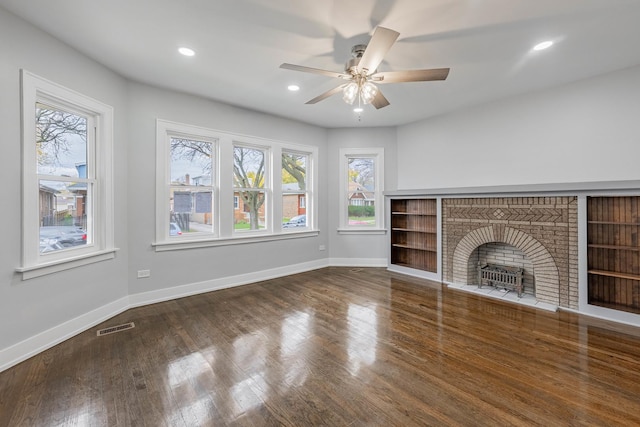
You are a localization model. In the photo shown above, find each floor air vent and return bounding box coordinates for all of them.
[97,322,135,336]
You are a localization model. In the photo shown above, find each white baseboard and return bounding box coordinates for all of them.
[0,259,329,372]
[0,257,392,373]
[328,257,387,267]
[128,258,329,308]
[0,296,129,373]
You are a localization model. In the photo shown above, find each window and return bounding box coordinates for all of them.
[155,120,317,250]
[169,136,216,237]
[282,151,309,229]
[233,145,268,232]
[338,148,384,232]
[19,71,115,278]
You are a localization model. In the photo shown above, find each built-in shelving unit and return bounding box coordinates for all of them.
[389,198,438,273]
[587,196,640,314]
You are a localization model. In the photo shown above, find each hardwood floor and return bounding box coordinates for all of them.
[2,267,640,426]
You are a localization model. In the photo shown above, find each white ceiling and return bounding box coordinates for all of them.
[3,0,640,128]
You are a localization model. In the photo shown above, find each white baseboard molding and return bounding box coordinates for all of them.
[328,257,387,267]
[0,296,129,373]
[0,257,394,373]
[0,259,328,373]
[128,258,330,308]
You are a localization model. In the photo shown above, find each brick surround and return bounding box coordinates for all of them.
[443,197,578,309]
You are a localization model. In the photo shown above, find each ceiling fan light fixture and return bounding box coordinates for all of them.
[343,82,359,104]
[361,81,378,104]
[353,107,363,113]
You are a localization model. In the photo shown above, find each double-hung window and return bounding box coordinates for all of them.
[20,71,115,278]
[156,121,218,241]
[155,120,317,250]
[338,148,385,232]
[233,144,268,233]
[281,151,309,230]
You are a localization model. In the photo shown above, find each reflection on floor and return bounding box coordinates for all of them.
[446,282,558,312]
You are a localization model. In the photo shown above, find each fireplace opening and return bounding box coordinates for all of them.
[467,243,535,296]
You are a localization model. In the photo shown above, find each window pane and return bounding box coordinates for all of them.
[282,153,306,190]
[36,103,87,177]
[234,147,265,189]
[39,179,88,253]
[169,188,214,236]
[347,157,375,226]
[235,191,265,231]
[234,147,266,232]
[282,152,307,227]
[170,138,213,185]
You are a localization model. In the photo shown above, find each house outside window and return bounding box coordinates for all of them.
[19,71,115,278]
[338,148,384,232]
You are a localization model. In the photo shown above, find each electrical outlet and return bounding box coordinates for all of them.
[319,245,326,251]
[137,269,151,278]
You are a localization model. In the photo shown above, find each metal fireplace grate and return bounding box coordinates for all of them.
[96,322,135,336]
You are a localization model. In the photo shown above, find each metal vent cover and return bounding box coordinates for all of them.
[97,322,135,336]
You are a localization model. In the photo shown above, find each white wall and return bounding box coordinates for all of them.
[397,65,640,189]
[327,127,398,263]
[0,8,130,356]
[125,82,329,297]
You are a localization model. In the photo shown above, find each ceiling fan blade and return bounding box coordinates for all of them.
[371,90,390,109]
[305,84,348,104]
[374,68,450,84]
[280,63,348,79]
[358,26,400,74]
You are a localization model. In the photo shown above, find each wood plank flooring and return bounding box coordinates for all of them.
[2,267,640,426]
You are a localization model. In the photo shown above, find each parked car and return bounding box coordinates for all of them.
[39,238,65,253]
[39,226,87,248]
[169,222,182,236]
[282,214,306,228]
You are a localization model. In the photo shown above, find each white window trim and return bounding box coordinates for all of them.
[338,147,386,234]
[18,70,115,279]
[281,149,312,232]
[156,121,219,242]
[232,141,271,236]
[155,120,318,251]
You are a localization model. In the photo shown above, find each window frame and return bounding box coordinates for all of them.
[338,147,385,234]
[155,120,318,251]
[232,142,270,235]
[18,70,115,279]
[281,149,311,232]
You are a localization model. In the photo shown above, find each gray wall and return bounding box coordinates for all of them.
[396,65,640,189]
[327,127,397,262]
[0,8,130,351]
[126,82,329,296]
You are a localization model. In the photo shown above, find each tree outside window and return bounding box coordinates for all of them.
[233,146,267,231]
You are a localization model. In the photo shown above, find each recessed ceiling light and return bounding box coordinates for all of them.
[353,107,363,113]
[533,41,554,51]
[287,84,300,91]
[178,47,195,57]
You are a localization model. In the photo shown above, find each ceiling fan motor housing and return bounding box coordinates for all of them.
[345,44,369,74]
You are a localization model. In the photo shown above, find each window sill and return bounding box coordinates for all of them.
[153,230,320,252]
[337,228,387,235]
[17,248,119,280]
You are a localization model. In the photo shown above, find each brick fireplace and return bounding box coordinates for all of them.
[442,197,578,309]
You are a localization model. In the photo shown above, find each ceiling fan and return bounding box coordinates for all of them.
[280,26,450,110]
